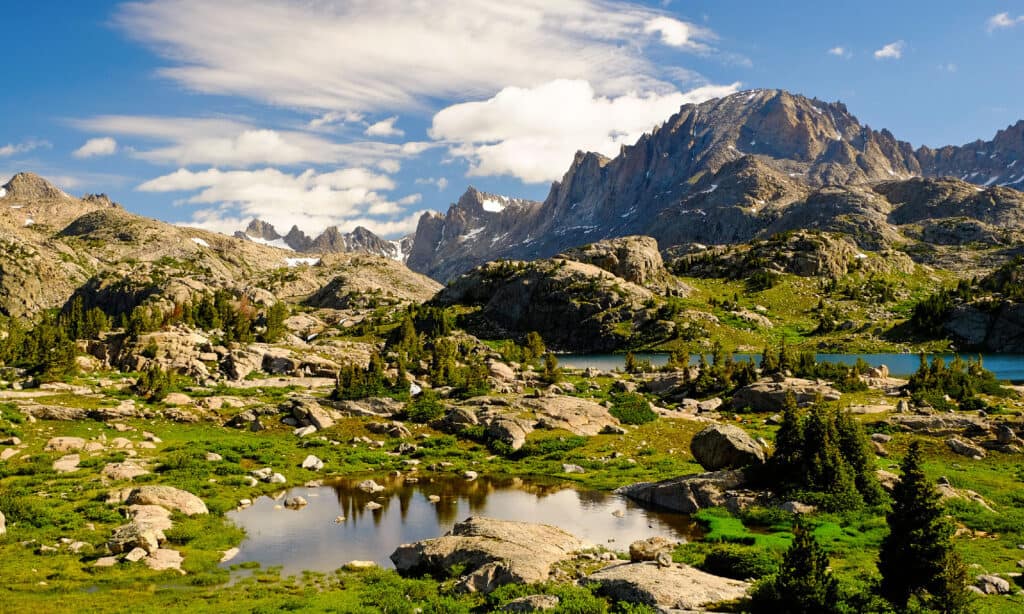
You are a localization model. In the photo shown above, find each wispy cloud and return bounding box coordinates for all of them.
[114,0,721,112]
[827,46,851,58]
[987,12,1024,32]
[873,40,905,60]
[73,115,406,168]
[307,110,364,130]
[415,177,449,191]
[73,137,118,158]
[0,139,50,157]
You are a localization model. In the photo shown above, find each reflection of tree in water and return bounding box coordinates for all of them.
[324,474,587,528]
[316,474,708,539]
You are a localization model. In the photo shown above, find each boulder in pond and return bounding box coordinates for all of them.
[390,516,583,593]
[615,470,749,514]
[587,561,750,610]
[690,424,766,470]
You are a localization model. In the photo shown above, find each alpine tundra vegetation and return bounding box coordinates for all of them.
[3,2,1024,613]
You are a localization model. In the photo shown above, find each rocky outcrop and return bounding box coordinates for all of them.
[943,303,1024,352]
[690,424,766,470]
[615,470,754,514]
[587,562,750,610]
[559,236,690,294]
[888,413,992,437]
[433,257,657,351]
[390,517,583,593]
[731,377,841,411]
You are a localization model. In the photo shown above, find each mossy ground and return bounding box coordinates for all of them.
[1,374,1022,612]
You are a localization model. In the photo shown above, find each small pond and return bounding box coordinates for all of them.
[557,353,1024,383]
[224,475,702,575]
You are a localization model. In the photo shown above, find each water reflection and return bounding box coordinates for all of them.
[225,475,702,575]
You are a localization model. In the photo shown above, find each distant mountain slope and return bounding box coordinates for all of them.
[0,173,439,319]
[406,89,1024,281]
[233,219,413,262]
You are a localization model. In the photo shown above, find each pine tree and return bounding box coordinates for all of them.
[836,409,885,506]
[750,518,842,613]
[262,300,289,343]
[542,352,561,384]
[772,392,804,476]
[878,440,974,612]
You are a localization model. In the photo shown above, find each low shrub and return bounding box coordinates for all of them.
[609,393,657,425]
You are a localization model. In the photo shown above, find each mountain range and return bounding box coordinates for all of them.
[398,89,1024,281]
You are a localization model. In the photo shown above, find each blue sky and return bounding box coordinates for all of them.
[1,0,1022,238]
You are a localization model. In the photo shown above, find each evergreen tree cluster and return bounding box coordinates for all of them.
[906,354,1013,407]
[760,344,868,393]
[769,395,883,511]
[752,440,974,614]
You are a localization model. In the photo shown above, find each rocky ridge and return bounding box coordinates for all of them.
[404,90,1024,281]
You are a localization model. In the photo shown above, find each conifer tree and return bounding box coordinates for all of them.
[750,518,842,613]
[878,440,974,612]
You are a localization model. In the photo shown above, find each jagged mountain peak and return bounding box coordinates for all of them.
[2,172,69,201]
[244,218,282,241]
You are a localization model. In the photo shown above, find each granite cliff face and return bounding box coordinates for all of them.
[405,187,542,281]
[406,90,1024,281]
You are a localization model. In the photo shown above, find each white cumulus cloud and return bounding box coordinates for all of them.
[430,78,740,183]
[873,40,905,60]
[73,137,118,158]
[642,16,714,51]
[365,117,404,138]
[988,12,1024,31]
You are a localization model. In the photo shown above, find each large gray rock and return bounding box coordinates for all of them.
[587,562,750,610]
[615,470,750,514]
[108,522,163,555]
[629,537,676,562]
[486,416,534,452]
[523,396,620,436]
[44,436,86,452]
[285,397,336,431]
[690,424,766,470]
[731,377,841,411]
[946,438,986,459]
[976,574,1012,595]
[434,407,479,433]
[390,517,583,593]
[889,413,991,437]
[126,486,208,516]
[53,454,81,473]
[503,595,560,612]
